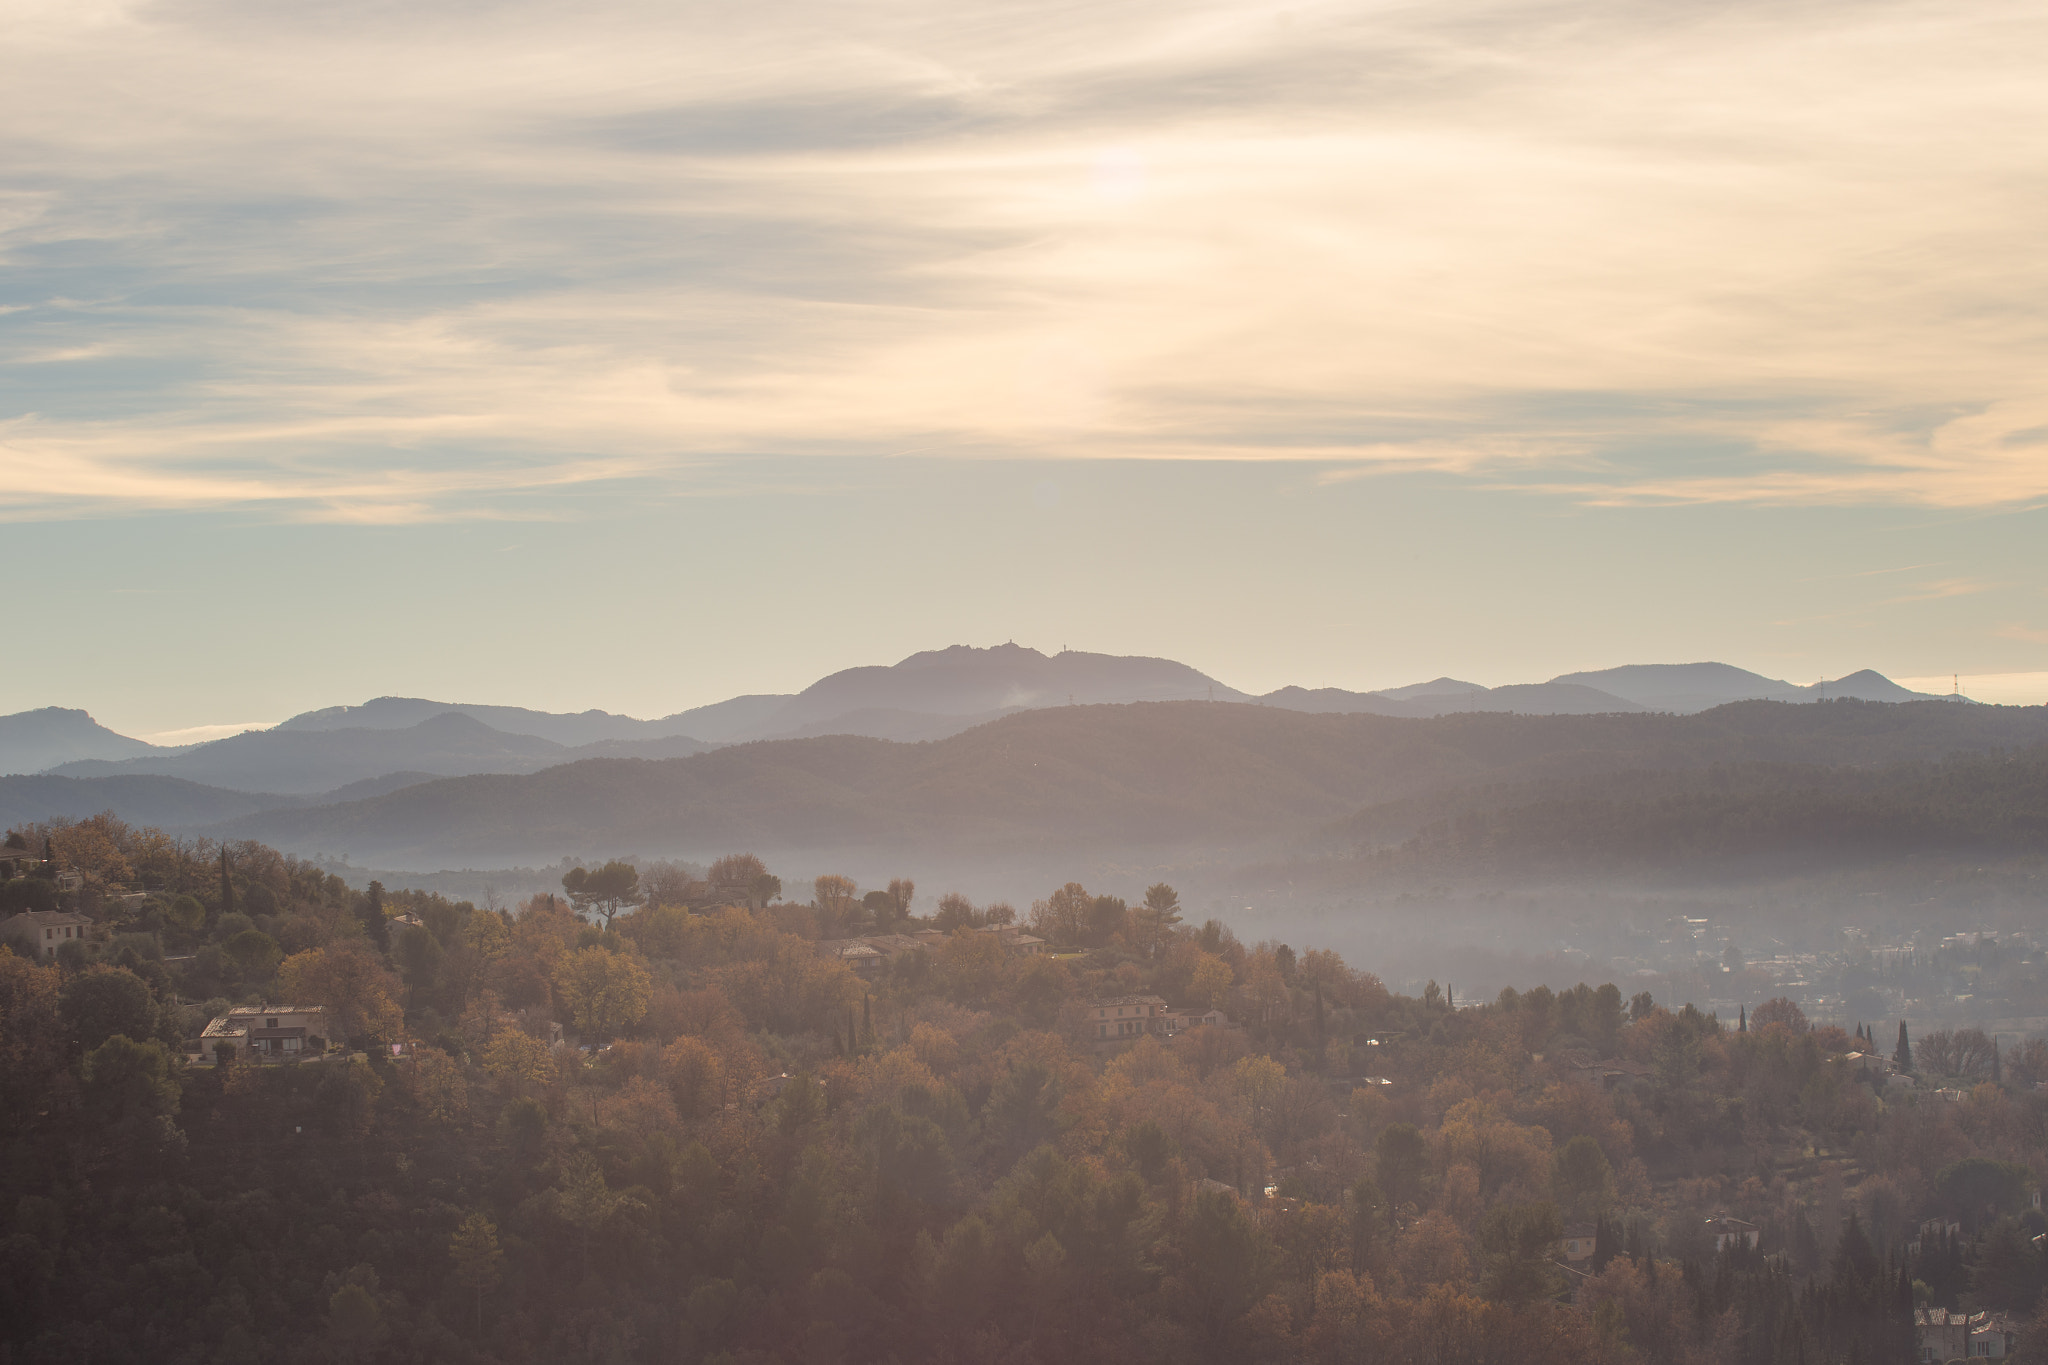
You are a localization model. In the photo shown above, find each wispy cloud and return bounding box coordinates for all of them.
[6,0,2048,519]
[140,720,278,745]
[1884,577,1993,604]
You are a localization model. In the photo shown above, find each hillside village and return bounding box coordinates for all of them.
[5,813,2048,1363]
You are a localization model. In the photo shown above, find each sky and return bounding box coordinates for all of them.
[3,0,2046,737]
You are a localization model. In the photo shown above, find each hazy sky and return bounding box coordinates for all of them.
[4,0,2046,735]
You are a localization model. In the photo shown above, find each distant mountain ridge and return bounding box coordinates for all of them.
[0,707,171,776]
[231,696,2048,867]
[1547,661,1942,710]
[46,712,715,795]
[2,649,1961,804]
[274,697,707,746]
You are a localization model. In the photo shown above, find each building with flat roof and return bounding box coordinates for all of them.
[199,1005,333,1062]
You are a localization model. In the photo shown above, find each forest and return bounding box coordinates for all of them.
[4,813,2048,1364]
[1326,745,2048,875]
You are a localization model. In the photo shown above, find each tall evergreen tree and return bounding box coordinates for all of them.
[1739,1004,1748,1033]
[218,845,235,920]
[1895,1020,1913,1070]
[360,879,390,952]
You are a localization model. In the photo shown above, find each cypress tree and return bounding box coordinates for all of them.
[1895,1020,1912,1070]
[218,845,235,920]
[1739,1004,1748,1033]
[361,879,390,952]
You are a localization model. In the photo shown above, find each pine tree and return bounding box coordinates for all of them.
[1895,1020,1912,1071]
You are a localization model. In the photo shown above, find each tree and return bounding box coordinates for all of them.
[1895,1019,1913,1070]
[359,880,389,952]
[708,853,770,908]
[218,844,235,921]
[1030,882,1094,945]
[813,874,857,920]
[554,946,651,1040]
[278,940,403,1042]
[2006,1037,2048,1086]
[0,878,58,915]
[562,861,641,927]
[1750,997,1807,1033]
[0,952,64,1124]
[80,1034,183,1157]
[1554,1136,1612,1217]
[1375,1123,1428,1213]
[483,1030,555,1088]
[1188,954,1233,1010]
[1919,1030,1961,1077]
[164,893,206,937]
[885,878,916,924]
[1477,1201,1563,1304]
[1936,1157,2032,1228]
[326,1281,385,1363]
[394,924,444,1005]
[934,893,979,931]
[59,966,157,1053]
[222,929,281,982]
[448,1211,504,1335]
[1129,883,1184,956]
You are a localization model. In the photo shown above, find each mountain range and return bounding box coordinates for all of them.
[0,646,1975,865]
[224,696,2048,867]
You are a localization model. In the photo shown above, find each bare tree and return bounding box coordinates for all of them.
[813,875,858,936]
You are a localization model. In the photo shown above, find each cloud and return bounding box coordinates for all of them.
[1883,577,1992,604]
[6,0,2048,518]
[1996,624,2048,645]
[140,720,279,745]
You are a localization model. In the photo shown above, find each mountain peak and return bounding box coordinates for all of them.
[0,707,162,776]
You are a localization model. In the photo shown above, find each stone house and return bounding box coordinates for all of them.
[0,910,93,961]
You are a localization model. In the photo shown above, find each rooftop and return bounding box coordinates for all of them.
[2,910,92,927]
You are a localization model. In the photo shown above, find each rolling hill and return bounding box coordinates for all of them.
[46,712,717,795]
[0,707,169,776]
[230,696,2048,866]
[0,773,291,828]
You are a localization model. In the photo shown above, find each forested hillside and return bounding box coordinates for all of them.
[1326,747,2048,877]
[5,814,2048,1363]
[235,699,2048,865]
